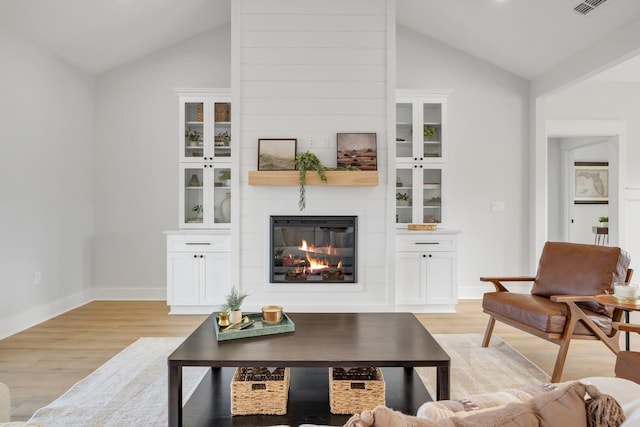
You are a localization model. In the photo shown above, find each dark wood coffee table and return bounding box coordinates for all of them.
[168,312,450,427]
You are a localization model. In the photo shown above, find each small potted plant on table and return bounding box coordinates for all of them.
[221,287,250,324]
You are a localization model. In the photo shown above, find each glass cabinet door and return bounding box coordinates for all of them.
[183,166,204,225]
[395,168,414,224]
[213,102,231,160]
[396,102,414,161]
[212,167,231,224]
[422,168,442,224]
[183,102,204,160]
[422,103,442,160]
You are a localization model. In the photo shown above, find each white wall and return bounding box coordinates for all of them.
[397,25,530,297]
[546,81,640,272]
[0,23,94,338]
[92,26,231,298]
[236,0,392,310]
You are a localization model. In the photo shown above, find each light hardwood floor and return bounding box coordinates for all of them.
[0,299,628,421]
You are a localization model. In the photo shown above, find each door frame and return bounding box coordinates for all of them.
[544,120,627,249]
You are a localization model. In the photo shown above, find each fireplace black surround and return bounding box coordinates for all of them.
[270,216,357,283]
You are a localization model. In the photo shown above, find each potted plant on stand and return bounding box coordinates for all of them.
[221,287,250,324]
[598,216,609,227]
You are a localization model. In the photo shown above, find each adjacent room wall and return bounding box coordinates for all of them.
[0,23,94,338]
[92,26,231,298]
[397,25,530,297]
[546,81,640,272]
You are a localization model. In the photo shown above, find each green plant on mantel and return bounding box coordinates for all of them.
[295,151,327,211]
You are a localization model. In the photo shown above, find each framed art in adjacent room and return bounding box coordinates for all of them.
[574,161,608,204]
[336,133,377,170]
[258,139,297,170]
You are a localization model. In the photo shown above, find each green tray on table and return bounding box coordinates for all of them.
[214,312,295,341]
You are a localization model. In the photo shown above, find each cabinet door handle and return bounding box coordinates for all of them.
[419,157,423,161]
[186,242,211,245]
[419,165,423,168]
[415,242,439,245]
[200,255,204,258]
[193,254,197,258]
[422,254,426,258]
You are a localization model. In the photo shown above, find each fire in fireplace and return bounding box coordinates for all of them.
[270,216,357,283]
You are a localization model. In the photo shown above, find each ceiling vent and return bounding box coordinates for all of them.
[573,0,610,15]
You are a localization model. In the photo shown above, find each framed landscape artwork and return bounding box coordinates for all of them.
[337,133,377,171]
[258,139,297,170]
[574,162,608,204]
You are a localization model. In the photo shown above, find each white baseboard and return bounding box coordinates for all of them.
[91,287,166,300]
[0,290,93,340]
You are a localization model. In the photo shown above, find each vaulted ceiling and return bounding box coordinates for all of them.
[1,0,640,80]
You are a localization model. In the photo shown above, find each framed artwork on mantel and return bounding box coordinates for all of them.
[258,139,297,171]
[336,133,377,171]
[574,161,608,204]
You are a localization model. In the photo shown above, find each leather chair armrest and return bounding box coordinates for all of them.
[550,295,598,303]
[480,276,535,292]
[615,323,640,334]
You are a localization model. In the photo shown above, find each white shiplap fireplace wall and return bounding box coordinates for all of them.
[233,0,394,311]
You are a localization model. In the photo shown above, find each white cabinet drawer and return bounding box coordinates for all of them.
[396,233,457,252]
[167,234,231,252]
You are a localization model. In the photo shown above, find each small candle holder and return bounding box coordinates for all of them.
[218,312,230,327]
[613,282,640,304]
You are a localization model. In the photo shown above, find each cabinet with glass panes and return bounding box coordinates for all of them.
[176,89,232,229]
[395,90,450,226]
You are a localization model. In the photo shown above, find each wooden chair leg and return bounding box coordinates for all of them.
[551,336,572,383]
[482,316,496,347]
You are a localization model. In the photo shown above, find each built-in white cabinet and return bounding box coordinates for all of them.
[177,90,232,230]
[395,231,458,311]
[168,88,234,314]
[395,90,450,226]
[166,233,230,314]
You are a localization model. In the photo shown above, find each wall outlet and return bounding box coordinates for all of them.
[491,201,505,212]
[307,136,329,149]
[34,271,42,285]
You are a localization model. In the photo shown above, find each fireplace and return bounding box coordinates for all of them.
[270,216,357,283]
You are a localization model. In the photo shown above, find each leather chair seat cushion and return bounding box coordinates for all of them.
[483,292,612,335]
[615,351,640,384]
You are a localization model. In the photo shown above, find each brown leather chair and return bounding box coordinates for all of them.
[481,241,632,383]
[614,323,640,383]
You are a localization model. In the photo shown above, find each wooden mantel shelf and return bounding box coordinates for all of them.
[248,170,378,186]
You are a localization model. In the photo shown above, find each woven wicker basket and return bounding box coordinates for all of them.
[329,367,385,414]
[196,103,203,122]
[215,103,230,122]
[230,367,289,415]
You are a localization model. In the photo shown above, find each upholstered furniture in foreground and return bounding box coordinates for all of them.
[481,241,632,382]
[614,322,640,384]
[344,377,640,427]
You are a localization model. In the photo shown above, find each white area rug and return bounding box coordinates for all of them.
[25,334,550,426]
[28,337,208,427]
[418,334,551,399]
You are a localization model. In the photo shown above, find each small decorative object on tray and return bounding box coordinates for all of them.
[408,223,437,231]
[214,312,295,341]
[261,305,283,324]
[329,367,385,414]
[231,367,290,415]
